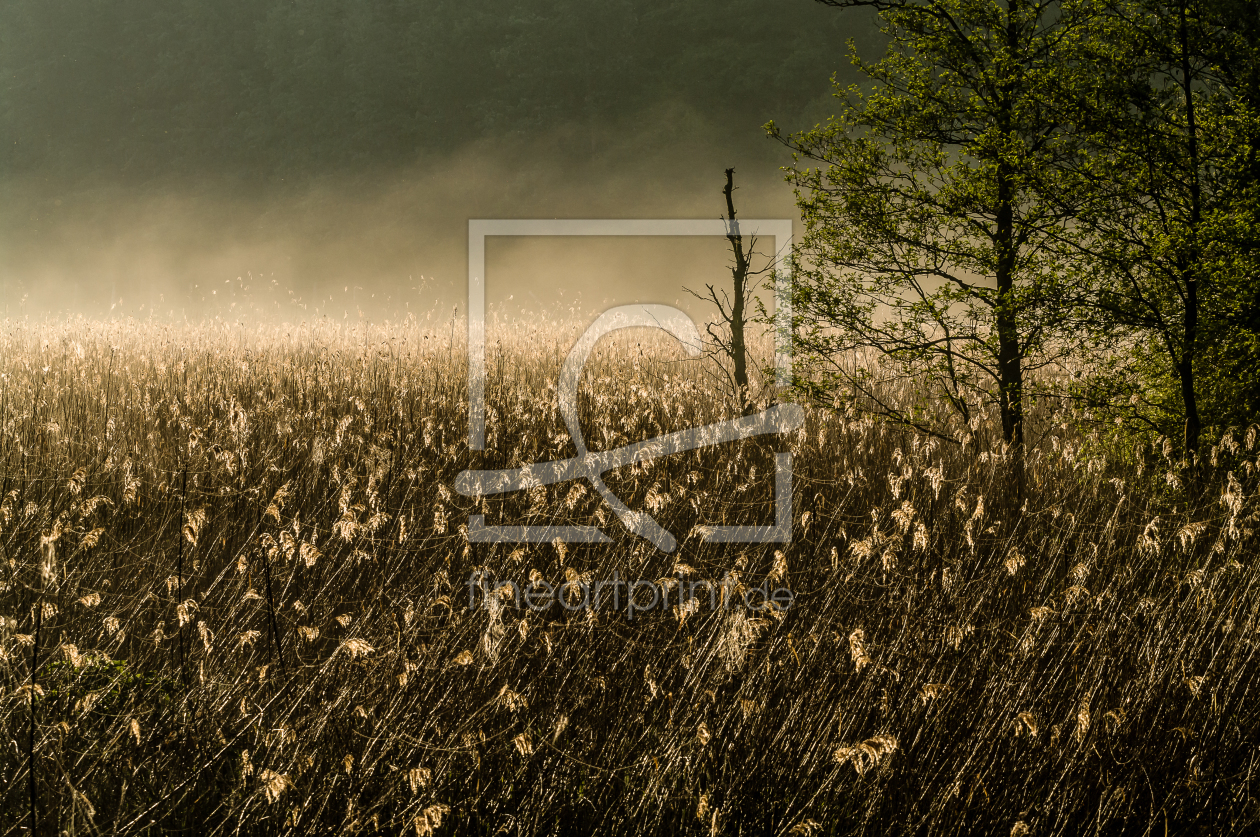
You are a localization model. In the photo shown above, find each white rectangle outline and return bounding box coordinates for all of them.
[468,218,793,449]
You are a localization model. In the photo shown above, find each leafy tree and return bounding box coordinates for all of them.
[767,0,1096,486]
[1061,0,1260,453]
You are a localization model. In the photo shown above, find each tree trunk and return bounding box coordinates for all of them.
[995,178,1025,455]
[1178,0,1203,455]
[1179,264,1202,455]
[996,0,1026,499]
[724,168,752,413]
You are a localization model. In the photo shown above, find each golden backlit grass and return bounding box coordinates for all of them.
[0,315,1257,836]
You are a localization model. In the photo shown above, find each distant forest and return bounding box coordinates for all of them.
[0,0,882,184]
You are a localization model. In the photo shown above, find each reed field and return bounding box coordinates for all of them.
[0,315,1258,836]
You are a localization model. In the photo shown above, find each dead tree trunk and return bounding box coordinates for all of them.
[723,168,752,412]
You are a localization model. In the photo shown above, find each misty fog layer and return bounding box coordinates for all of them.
[0,1,882,321]
[2,110,801,322]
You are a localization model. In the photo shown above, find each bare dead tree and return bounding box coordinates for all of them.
[686,168,775,414]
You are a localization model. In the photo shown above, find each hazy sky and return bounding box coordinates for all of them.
[0,1,882,325]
